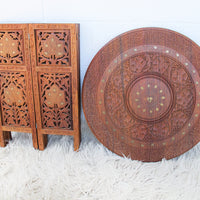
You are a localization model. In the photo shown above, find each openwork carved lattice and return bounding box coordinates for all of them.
[0,31,24,64]
[39,73,73,129]
[0,72,30,127]
[36,30,71,66]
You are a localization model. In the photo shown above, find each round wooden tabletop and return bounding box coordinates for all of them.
[82,27,200,162]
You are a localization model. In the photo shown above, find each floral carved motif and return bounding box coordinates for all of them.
[0,31,24,64]
[0,72,30,127]
[39,73,73,129]
[36,30,71,66]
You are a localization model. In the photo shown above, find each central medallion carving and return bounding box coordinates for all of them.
[126,75,174,122]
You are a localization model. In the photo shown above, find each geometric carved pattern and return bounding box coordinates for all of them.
[39,73,73,129]
[0,31,24,64]
[36,30,71,66]
[0,72,30,127]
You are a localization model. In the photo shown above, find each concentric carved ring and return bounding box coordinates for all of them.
[126,74,174,122]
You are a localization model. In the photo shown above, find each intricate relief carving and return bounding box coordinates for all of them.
[102,52,195,142]
[0,31,24,64]
[36,30,71,66]
[39,73,73,129]
[0,72,30,126]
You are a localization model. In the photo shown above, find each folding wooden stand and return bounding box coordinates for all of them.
[0,24,80,150]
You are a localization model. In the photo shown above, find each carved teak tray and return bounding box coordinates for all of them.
[82,28,200,162]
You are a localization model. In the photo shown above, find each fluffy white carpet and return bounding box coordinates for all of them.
[0,118,200,200]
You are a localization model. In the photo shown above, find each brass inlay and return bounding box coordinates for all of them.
[195,114,198,117]
[0,43,2,46]
[57,44,61,47]
[12,51,15,54]
[121,136,124,140]
[7,99,10,102]
[106,121,108,124]
[0,51,3,53]
[172,137,175,141]
[124,54,127,57]
[162,142,166,146]
[102,79,105,83]
[10,87,13,90]
[16,92,19,95]
[176,53,179,57]
[166,50,169,53]
[59,93,62,96]
[141,144,144,147]
[151,143,154,147]
[18,100,21,103]
[188,123,191,127]
[100,89,103,93]
[197,104,200,107]
[156,107,159,111]
[47,102,51,104]
[140,86,144,90]
[185,63,188,66]
[161,96,165,99]
[150,110,153,113]
[182,132,185,135]
[137,105,141,108]
[99,101,102,105]
[160,103,164,106]
[44,52,48,55]
[60,102,64,105]
[51,38,54,42]
[147,84,150,88]
[147,97,153,103]
[102,111,105,115]
[12,43,15,46]
[135,99,139,102]
[58,52,62,56]
[136,92,140,95]
[193,70,196,73]
[5,38,8,41]
[45,44,48,47]
[113,129,116,132]
[196,81,199,85]
[53,89,56,92]
[154,85,157,89]
[143,109,146,112]
[160,90,163,93]
[48,93,51,96]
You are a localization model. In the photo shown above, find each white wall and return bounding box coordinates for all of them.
[1,0,200,85]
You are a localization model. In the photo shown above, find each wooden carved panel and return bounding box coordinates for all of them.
[39,73,73,129]
[82,27,200,162]
[35,30,71,66]
[0,31,24,64]
[0,72,30,127]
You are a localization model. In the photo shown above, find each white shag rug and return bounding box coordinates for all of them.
[1,118,200,200]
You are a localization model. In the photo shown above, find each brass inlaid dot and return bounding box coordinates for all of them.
[195,114,198,117]
[137,105,141,108]
[60,102,64,105]
[134,48,137,51]
[160,90,163,93]
[47,102,51,104]
[161,96,165,100]
[18,100,21,103]
[58,52,62,56]
[135,99,139,102]
[176,53,179,57]
[193,70,196,73]
[162,142,166,146]
[100,89,103,93]
[197,103,200,107]
[99,101,102,105]
[124,54,127,57]
[11,87,13,90]
[5,38,8,41]
[188,123,191,127]
[172,137,175,141]
[59,93,62,96]
[151,143,154,147]
[121,136,124,140]
[44,52,48,55]
[0,43,2,46]
[140,86,144,90]
[136,92,140,95]
[16,92,19,95]
[6,91,9,94]
[143,109,146,112]
[160,103,164,106]
[147,84,150,88]
[12,43,15,46]
[113,129,116,132]
[141,144,144,147]
[0,51,3,53]
[114,60,117,63]
[45,44,48,47]
[7,99,10,102]
[108,69,111,73]
[51,38,54,42]
[150,110,153,113]
[48,93,51,96]
[154,46,157,49]
[166,50,169,53]
[12,51,15,54]
[156,107,159,111]
[196,81,199,85]
[102,79,105,83]
[182,132,185,135]
[106,121,108,124]
[57,44,61,47]
[154,85,157,89]
[102,111,105,115]
[53,89,56,92]
[185,63,188,66]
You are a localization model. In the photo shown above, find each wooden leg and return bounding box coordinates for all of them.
[31,127,39,149]
[0,131,11,147]
[74,131,81,151]
[38,133,48,150]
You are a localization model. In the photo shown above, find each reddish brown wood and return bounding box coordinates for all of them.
[29,24,80,151]
[82,27,200,162]
[0,24,38,148]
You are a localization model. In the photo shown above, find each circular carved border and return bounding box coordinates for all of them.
[82,28,200,162]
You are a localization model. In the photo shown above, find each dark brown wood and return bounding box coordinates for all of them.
[82,27,200,162]
[0,24,38,148]
[29,24,80,151]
